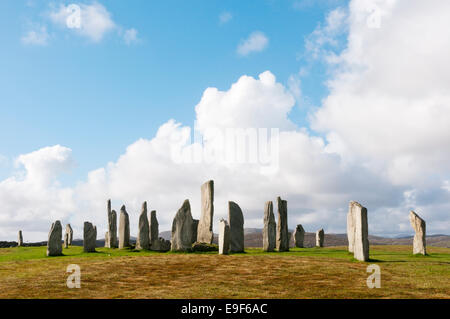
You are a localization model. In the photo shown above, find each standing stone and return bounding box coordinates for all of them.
[18,230,23,247]
[409,211,426,255]
[228,201,244,253]
[191,219,199,244]
[47,221,63,256]
[149,210,171,252]
[136,202,150,250]
[276,197,289,252]
[83,222,97,252]
[347,201,369,261]
[105,200,118,248]
[316,229,324,247]
[218,219,230,255]
[119,205,130,249]
[64,232,69,248]
[65,224,73,246]
[171,200,194,251]
[263,201,276,252]
[197,180,214,244]
[293,224,305,248]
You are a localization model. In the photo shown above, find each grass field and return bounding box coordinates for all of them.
[0,245,449,299]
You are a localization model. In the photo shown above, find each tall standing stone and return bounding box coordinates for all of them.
[197,180,214,244]
[218,219,230,255]
[276,197,289,252]
[83,222,97,252]
[136,202,150,250]
[171,200,194,251]
[105,200,118,248]
[316,229,324,247]
[263,201,276,252]
[293,224,305,248]
[64,232,69,248]
[149,210,171,252]
[119,205,130,249]
[66,224,73,246]
[409,211,426,255]
[47,221,62,256]
[228,201,244,253]
[191,219,199,244]
[347,201,369,261]
[18,230,23,247]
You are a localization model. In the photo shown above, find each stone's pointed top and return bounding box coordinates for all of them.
[349,200,364,208]
[182,199,190,208]
[409,210,423,220]
[142,201,147,211]
[121,205,127,212]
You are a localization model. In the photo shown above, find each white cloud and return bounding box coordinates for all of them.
[21,26,49,46]
[123,28,139,45]
[219,11,233,24]
[237,31,269,56]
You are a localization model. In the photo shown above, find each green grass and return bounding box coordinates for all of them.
[0,245,448,299]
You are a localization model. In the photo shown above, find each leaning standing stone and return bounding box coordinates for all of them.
[83,222,97,252]
[347,201,369,261]
[316,229,324,247]
[197,180,214,244]
[136,202,150,250]
[18,230,23,247]
[66,224,73,246]
[119,205,131,249]
[409,211,426,255]
[47,221,63,256]
[293,224,305,248]
[263,201,276,252]
[218,219,230,255]
[171,200,194,251]
[276,197,289,252]
[228,201,244,253]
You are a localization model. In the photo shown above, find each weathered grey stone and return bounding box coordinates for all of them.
[47,221,63,256]
[171,200,194,251]
[64,232,69,248]
[136,202,150,250]
[293,224,305,248]
[119,205,130,249]
[316,229,324,247]
[149,210,159,246]
[65,224,73,246]
[263,201,276,252]
[276,197,289,252]
[197,180,214,244]
[153,237,171,252]
[409,211,426,255]
[228,201,244,253]
[191,219,199,244]
[18,230,23,247]
[218,219,230,255]
[105,200,118,248]
[347,201,369,261]
[83,222,97,252]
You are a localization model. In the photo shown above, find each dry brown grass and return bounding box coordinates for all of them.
[0,245,448,299]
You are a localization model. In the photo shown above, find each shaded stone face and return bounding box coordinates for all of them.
[316,229,324,247]
[219,219,230,255]
[47,221,63,256]
[191,219,199,244]
[171,200,194,251]
[18,231,23,247]
[119,205,130,249]
[64,232,69,248]
[347,201,369,261]
[136,202,150,250]
[293,224,305,248]
[105,200,118,248]
[263,201,276,252]
[65,224,73,246]
[197,180,214,244]
[149,210,159,244]
[83,222,97,253]
[276,197,289,252]
[228,201,244,253]
[409,211,426,255]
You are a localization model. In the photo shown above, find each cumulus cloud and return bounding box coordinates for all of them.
[237,31,269,56]
[219,11,233,24]
[21,25,49,46]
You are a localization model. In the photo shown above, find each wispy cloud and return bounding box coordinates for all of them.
[21,25,49,46]
[219,11,232,24]
[123,28,140,45]
[237,31,269,56]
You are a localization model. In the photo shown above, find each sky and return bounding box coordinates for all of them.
[1,0,450,242]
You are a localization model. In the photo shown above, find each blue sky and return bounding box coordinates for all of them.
[0,0,343,183]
